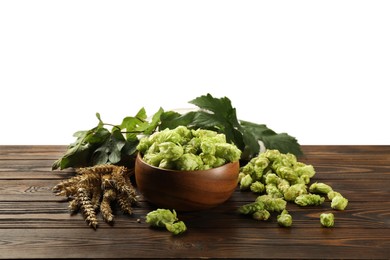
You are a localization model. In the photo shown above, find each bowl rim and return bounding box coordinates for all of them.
[136,152,239,174]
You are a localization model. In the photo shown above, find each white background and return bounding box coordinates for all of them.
[1,0,389,145]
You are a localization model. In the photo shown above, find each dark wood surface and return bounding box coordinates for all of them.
[0,145,389,259]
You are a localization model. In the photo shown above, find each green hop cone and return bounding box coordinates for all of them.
[238,201,265,215]
[252,209,271,221]
[320,213,334,227]
[250,181,265,193]
[240,174,253,190]
[331,194,348,210]
[146,209,178,228]
[146,209,187,235]
[309,182,333,194]
[277,209,293,227]
[295,194,325,206]
[284,183,307,202]
[256,195,287,212]
[165,221,187,235]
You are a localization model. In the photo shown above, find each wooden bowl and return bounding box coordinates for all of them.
[135,153,239,211]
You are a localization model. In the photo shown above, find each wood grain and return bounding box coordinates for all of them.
[0,228,388,259]
[0,145,389,259]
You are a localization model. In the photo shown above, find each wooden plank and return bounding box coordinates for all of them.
[0,228,388,259]
[0,145,67,159]
[309,163,390,180]
[0,146,389,259]
[0,159,60,171]
[300,146,390,167]
[301,145,390,155]
[0,179,388,202]
[0,201,388,229]
[0,171,75,180]
[7,166,389,182]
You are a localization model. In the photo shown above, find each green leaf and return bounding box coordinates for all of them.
[52,129,97,170]
[159,111,196,130]
[92,129,126,165]
[116,139,139,168]
[95,113,104,127]
[131,107,164,134]
[120,115,145,141]
[143,107,164,134]
[135,107,147,121]
[240,120,302,158]
[53,94,302,170]
[241,131,260,160]
[120,107,163,140]
[53,144,91,170]
[91,150,109,165]
[188,94,244,149]
[84,127,110,144]
[53,109,148,170]
[121,139,139,157]
[261,133,302,157]
[189,94,240,127]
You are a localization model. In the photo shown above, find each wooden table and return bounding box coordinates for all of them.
[0,145,389,259]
